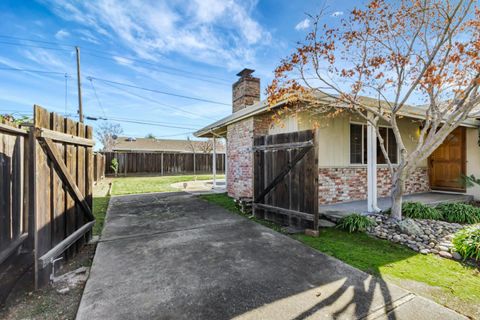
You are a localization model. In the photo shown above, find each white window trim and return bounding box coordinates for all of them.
[349,122,399,165]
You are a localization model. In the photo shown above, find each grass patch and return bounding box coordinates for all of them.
[295,229,480,304]
[111,174,224,196]
[198,193,283,233]
[93,196,110,236]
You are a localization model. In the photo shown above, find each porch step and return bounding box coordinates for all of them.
[318,219,336,227]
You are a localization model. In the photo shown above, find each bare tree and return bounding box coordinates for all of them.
[268,0,480,220]
[197,139,224,153]
[96,122,123,152]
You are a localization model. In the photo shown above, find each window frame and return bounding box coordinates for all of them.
[349,122,399,165]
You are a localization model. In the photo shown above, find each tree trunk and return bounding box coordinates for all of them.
[390,168,407,220]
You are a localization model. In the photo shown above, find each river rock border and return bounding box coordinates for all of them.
[368,213,464,260]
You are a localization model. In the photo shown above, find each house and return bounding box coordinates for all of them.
[195,69,480,219]
[112,137,226,154]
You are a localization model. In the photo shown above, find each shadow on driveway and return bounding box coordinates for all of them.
[77,192,465,320]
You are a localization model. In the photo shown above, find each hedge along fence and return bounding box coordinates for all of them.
[103,152,225,175]
[0,105,95,301]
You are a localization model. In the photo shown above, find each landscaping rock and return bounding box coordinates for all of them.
[439,251,453,259]
[397,218,423,237]
[451,252,462,260]
[318,219,336,228]
[437,245,449,252]
[367,212,465,261]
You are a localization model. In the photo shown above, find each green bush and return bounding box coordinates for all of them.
[336,214,376,233]
[436,203,480,224]
[453,226,480,260]
[401,202,443,220]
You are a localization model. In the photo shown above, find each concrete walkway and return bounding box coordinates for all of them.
[77,192,466,320]
[320,192,473,220]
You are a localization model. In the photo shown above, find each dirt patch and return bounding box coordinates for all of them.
[0,244,96,320]
[386,276,480,319]
[93,178,113,197]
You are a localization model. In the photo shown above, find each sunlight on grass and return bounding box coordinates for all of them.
[93,197,110,236]
[111,174,225,196]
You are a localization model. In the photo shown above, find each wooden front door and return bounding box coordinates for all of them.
[428,127,466,192]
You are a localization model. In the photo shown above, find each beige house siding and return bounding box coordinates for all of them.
[466,127,480,199]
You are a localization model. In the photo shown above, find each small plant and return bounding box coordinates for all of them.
[453,226,480,261]
[401,202,442,220]
[436,203,480,224]
[336,214,376,233]
[111,158,119,177]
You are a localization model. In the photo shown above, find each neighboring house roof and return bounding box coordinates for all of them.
[112,137,225,153]
[195,93,480,138]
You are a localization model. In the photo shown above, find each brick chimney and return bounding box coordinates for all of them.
[232,68,260,113]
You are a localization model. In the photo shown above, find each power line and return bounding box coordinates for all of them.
[88,77,107,117]
[88,76,230,106]
[85,114,200,130]
[0,34,231,85]
[0,40,72,52]
[0,66,70,75]
[95,78,218,120]
[82,51,230,85]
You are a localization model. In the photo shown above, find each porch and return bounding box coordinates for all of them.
[319,192,473,222]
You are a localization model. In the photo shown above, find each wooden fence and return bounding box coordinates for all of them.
[103,152,225,175]
[93,153,105,182]
[0,120,31,303]
[0,105,94,300]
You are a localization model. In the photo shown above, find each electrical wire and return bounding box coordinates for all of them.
[0,35,231,85]
[0,66,70,75]
[88,76,230,106]
[88,77,107,117]
[96,79,218,120]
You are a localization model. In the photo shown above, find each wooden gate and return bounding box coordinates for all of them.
[32,105,94,287]
[253,130,318,229]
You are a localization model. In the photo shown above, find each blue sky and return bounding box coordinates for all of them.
[0,0,354,148]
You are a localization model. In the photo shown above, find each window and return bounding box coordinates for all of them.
[350,123,398,164]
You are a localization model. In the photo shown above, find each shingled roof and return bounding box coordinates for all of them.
[112,137,225,153]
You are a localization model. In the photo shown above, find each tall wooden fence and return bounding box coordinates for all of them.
[93,153,105,182]
[103,152,225,175]
[0,120,31,303]
[0,105,94,300]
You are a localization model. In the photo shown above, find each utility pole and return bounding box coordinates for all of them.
[75,46,83,123]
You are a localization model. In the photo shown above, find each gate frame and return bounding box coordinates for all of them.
[252,129,319,229]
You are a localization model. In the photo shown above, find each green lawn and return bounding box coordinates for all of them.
[111,174,224,196]
[199,193,480,318]
[93,197,110,236]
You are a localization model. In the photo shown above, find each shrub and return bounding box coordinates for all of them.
[336,214,376,233]
[401,202,443,220]
[453,226,480,260]
[111,158,119,176]
[436,203,480,224]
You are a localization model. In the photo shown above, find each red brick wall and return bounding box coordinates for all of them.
[226,114,271,199]
[318,167,429,204]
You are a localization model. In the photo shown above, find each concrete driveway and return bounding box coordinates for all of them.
[77,192,465,320]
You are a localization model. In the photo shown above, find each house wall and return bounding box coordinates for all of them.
[226,114,271,199]
[226,108,479,204]
[466,127,480,199]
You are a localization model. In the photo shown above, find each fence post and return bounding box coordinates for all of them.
[161,153,164,176]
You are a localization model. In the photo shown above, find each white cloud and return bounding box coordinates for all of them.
[295,18,310,31]
[331,11,344,17]
[41,0,271,69]
[54,29,70,39]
